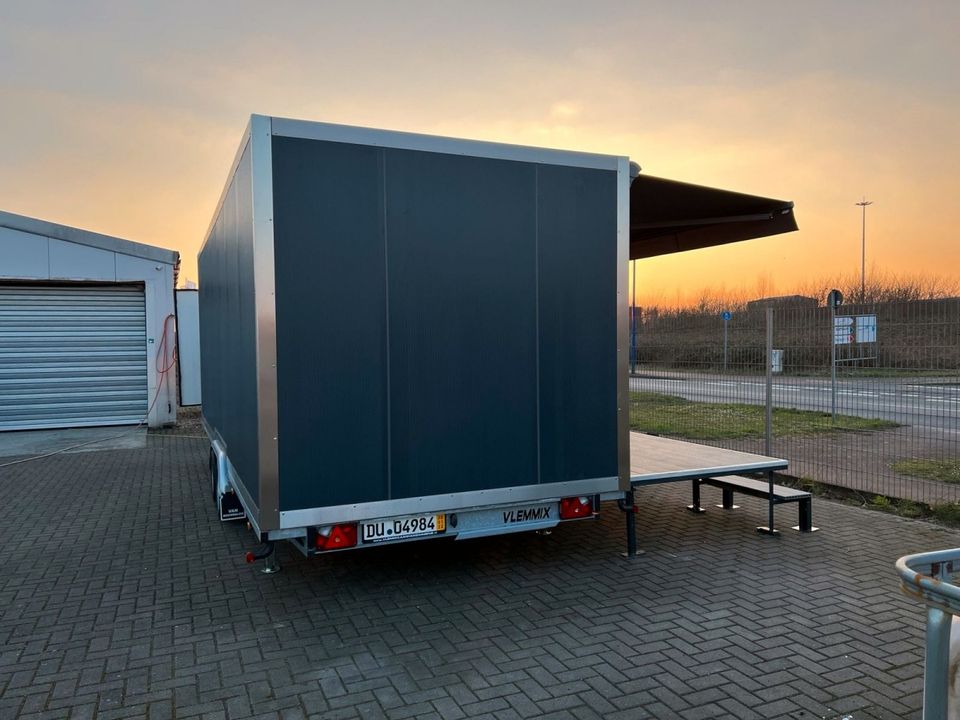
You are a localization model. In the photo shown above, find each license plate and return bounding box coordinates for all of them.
[361,513,446,544]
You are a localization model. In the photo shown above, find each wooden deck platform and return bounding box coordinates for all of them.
[630,432,787,487]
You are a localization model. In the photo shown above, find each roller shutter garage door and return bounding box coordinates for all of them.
[0,284,148,430]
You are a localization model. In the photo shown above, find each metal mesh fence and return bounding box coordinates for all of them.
[630,297,960,506]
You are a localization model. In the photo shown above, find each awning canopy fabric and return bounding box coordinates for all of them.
[630,174,798,260]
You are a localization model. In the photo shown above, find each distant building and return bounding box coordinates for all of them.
[0,210,179,430]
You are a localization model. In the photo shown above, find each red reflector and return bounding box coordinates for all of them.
[245,551,255,564]
[316,523,358,551]
[559,496,593,520]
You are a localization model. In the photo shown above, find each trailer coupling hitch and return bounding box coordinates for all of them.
[245,541,275,564]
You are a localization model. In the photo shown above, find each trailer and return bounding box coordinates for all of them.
[199,115,798,569]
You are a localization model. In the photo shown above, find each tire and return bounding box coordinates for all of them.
[209,446,218,502]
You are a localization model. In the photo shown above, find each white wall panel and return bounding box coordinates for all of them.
[175,290,201,405]
[0,227,48,278]
[49,239,116,280]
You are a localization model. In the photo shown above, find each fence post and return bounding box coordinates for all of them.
[757,306,780,536]
[765,306,773,457]
[831,301,837,422]
[723,315,729,372]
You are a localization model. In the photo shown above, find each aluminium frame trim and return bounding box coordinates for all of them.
[616,156,631,491]
[279,475,620,529]
[270,115,623,171]
[250,115,281,532]
[454,520,559,541]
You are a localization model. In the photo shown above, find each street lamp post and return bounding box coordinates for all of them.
[856,197,873,301]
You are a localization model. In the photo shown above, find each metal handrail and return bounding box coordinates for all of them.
[896,549,960,720]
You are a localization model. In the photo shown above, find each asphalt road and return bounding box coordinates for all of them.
[630,370,960,432]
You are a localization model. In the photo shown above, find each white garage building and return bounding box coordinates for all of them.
[0,210,179,430]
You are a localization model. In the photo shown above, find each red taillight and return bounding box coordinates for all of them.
[559,496,593,520]
[316,523,358,551]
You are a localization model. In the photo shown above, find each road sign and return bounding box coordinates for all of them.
[721,311,732,321]
[834,316,854,344]
[855,315,877,343]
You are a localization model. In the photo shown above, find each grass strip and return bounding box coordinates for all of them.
[892,458,960,484]
[630,391,899,440]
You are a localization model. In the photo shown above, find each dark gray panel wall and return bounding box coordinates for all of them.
[198,142,260,504]
[386,150,538,498]
[272,138,388,510]
[537,165,618,482]
[267,136,618,512]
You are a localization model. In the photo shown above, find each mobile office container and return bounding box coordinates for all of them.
[200,115,798,563]
[199,115,631,559]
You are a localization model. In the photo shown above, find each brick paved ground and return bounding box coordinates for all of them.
[1,435,958,719]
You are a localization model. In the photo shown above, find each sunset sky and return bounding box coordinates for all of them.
[2,1,957,305]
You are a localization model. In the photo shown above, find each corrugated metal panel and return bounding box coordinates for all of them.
[0,284,147,430]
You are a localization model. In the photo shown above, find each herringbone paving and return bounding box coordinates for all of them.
[0,435,954,719]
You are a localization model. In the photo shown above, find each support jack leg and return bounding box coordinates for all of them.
[619,491,643,557]
[245,541,281,574]
[261,551,281,574]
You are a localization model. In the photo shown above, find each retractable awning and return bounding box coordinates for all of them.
[630,174,798,260]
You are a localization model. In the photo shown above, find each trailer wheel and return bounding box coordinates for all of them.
[209,447,218,502]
